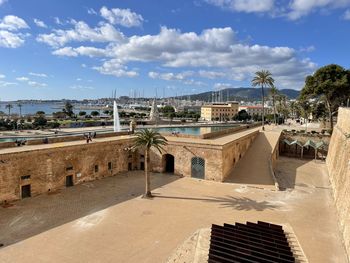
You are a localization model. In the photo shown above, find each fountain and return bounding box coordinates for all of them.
[149,98,160,123]
[113,100,121,132]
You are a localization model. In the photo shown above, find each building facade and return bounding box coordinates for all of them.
[239,105,272,116]
[201,102,239,121]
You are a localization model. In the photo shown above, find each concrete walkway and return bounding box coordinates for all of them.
[225,129,281,187]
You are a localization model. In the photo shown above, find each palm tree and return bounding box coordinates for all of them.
[17,103,22,118]
[252,70,274,130]
[132,129,168,198]
[269,86,279,125]
[5,104,13,119]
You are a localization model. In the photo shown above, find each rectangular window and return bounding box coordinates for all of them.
[108,162,112,170]
[95,165,99,173]
[21,175,31,180]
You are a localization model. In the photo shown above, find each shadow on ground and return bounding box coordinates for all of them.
[153,195,279,211]
[0,171,179,247]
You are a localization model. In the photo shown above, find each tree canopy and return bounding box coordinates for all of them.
[300,64,350,129]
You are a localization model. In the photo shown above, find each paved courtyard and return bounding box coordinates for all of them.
[0,158,348,263]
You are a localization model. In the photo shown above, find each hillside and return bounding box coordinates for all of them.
[184,87,300,101]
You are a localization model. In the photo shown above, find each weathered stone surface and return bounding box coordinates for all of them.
[0,139,134,202]
[150,131,258,181]
[326,107,350,261]
[0,128,258,202]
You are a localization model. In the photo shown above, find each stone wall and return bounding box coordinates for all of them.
[0,138,136,202]
[150,142,223,181]
[150,130,258,182]
[0,128,259,203]
[326,107,350,261]
[221,131,258,181]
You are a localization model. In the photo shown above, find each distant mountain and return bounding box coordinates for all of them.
[183,87,300,101]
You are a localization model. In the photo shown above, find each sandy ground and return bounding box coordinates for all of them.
[0,157,348,263]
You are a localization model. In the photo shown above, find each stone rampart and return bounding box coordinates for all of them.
[326,107,350,261]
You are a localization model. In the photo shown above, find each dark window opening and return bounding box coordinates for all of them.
[66,166,73,171]
[128,162,132,171]
[94,165,99,173]
[108,162,112,170]
[21,175,31,180]
[66,175,73,187]
[140,161,145,170]
[21,184,31,198]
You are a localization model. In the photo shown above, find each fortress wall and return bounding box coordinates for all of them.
[150,130,259,182]
[221,131,259,181]
[150,142,223,181]
[326,107,350,260]
[0,138,134,202]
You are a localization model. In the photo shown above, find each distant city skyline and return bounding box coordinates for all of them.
[0,0,350,100]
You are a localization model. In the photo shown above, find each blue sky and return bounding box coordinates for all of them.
[0,0,349,100]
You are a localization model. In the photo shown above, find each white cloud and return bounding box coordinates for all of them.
[29,72,47,77]
[0,74,5,78]
[54,17,63,25]
[40,21,316,87]
[206,0,350,20]
[343,9,350,19]
[0,0,7,6]
[0,15,28,48]
[52,46,107,57]
[52,47,78,57]
[28,81,47,87]
[87,8,98,15]
[0,15,29,31]
[148,71,205,86]
[93,59,138,78]
[198,70,227,79]
[33,18,47,28]
[100,6,144,27]
[0,30,26,48]
[287,0,350,20]
[0,81,17,87]
[37,21,125,47]
[214,83,235,90]
[148,71,194,81]
[206,0,274,13]
[16,76,29,81]
[299,45,315,52]
[16,76,47,87]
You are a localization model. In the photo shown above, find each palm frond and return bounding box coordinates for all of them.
[132,128,168,153]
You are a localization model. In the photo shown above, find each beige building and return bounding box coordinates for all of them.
[239,105,272,116]
[201,102,239,121]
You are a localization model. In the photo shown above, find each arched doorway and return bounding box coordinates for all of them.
[164,154,175,173]
[191,157,205,179]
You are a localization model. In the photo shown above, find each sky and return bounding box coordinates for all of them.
[0,0,349,100]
